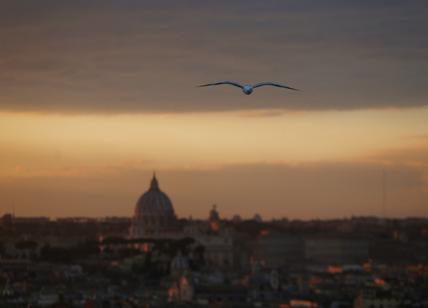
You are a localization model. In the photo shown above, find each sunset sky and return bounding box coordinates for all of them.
[1,1,427,219]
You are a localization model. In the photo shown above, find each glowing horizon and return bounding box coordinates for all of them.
[1,107,427,176]
[1,107,427,219]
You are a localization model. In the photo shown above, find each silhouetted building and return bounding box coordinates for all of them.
[130,174,178,238]
[208,204,221,233]
[253,231,304,268]
[305,237,369,264]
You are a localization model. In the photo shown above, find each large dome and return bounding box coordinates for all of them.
[135,175,175,217]
[131,174,177,238]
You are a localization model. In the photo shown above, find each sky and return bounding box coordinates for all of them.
[0,0,427,219]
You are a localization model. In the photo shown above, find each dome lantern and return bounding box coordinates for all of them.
[150,172,159,190]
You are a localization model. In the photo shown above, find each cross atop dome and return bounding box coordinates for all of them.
[150,172,159,190]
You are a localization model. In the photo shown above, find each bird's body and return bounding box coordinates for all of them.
[243,84,253,95]
[198,81,298,95]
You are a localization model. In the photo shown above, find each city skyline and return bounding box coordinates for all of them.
[1,1,428,219]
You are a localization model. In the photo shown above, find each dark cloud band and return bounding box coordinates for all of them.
[0,0,427,113]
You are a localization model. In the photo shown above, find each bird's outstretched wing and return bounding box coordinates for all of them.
[198,81,244,89]
[253,82,299,91]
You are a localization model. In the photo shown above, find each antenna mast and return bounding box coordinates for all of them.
[382,170,387,219]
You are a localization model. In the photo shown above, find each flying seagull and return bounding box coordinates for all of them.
[198,81,299,95]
